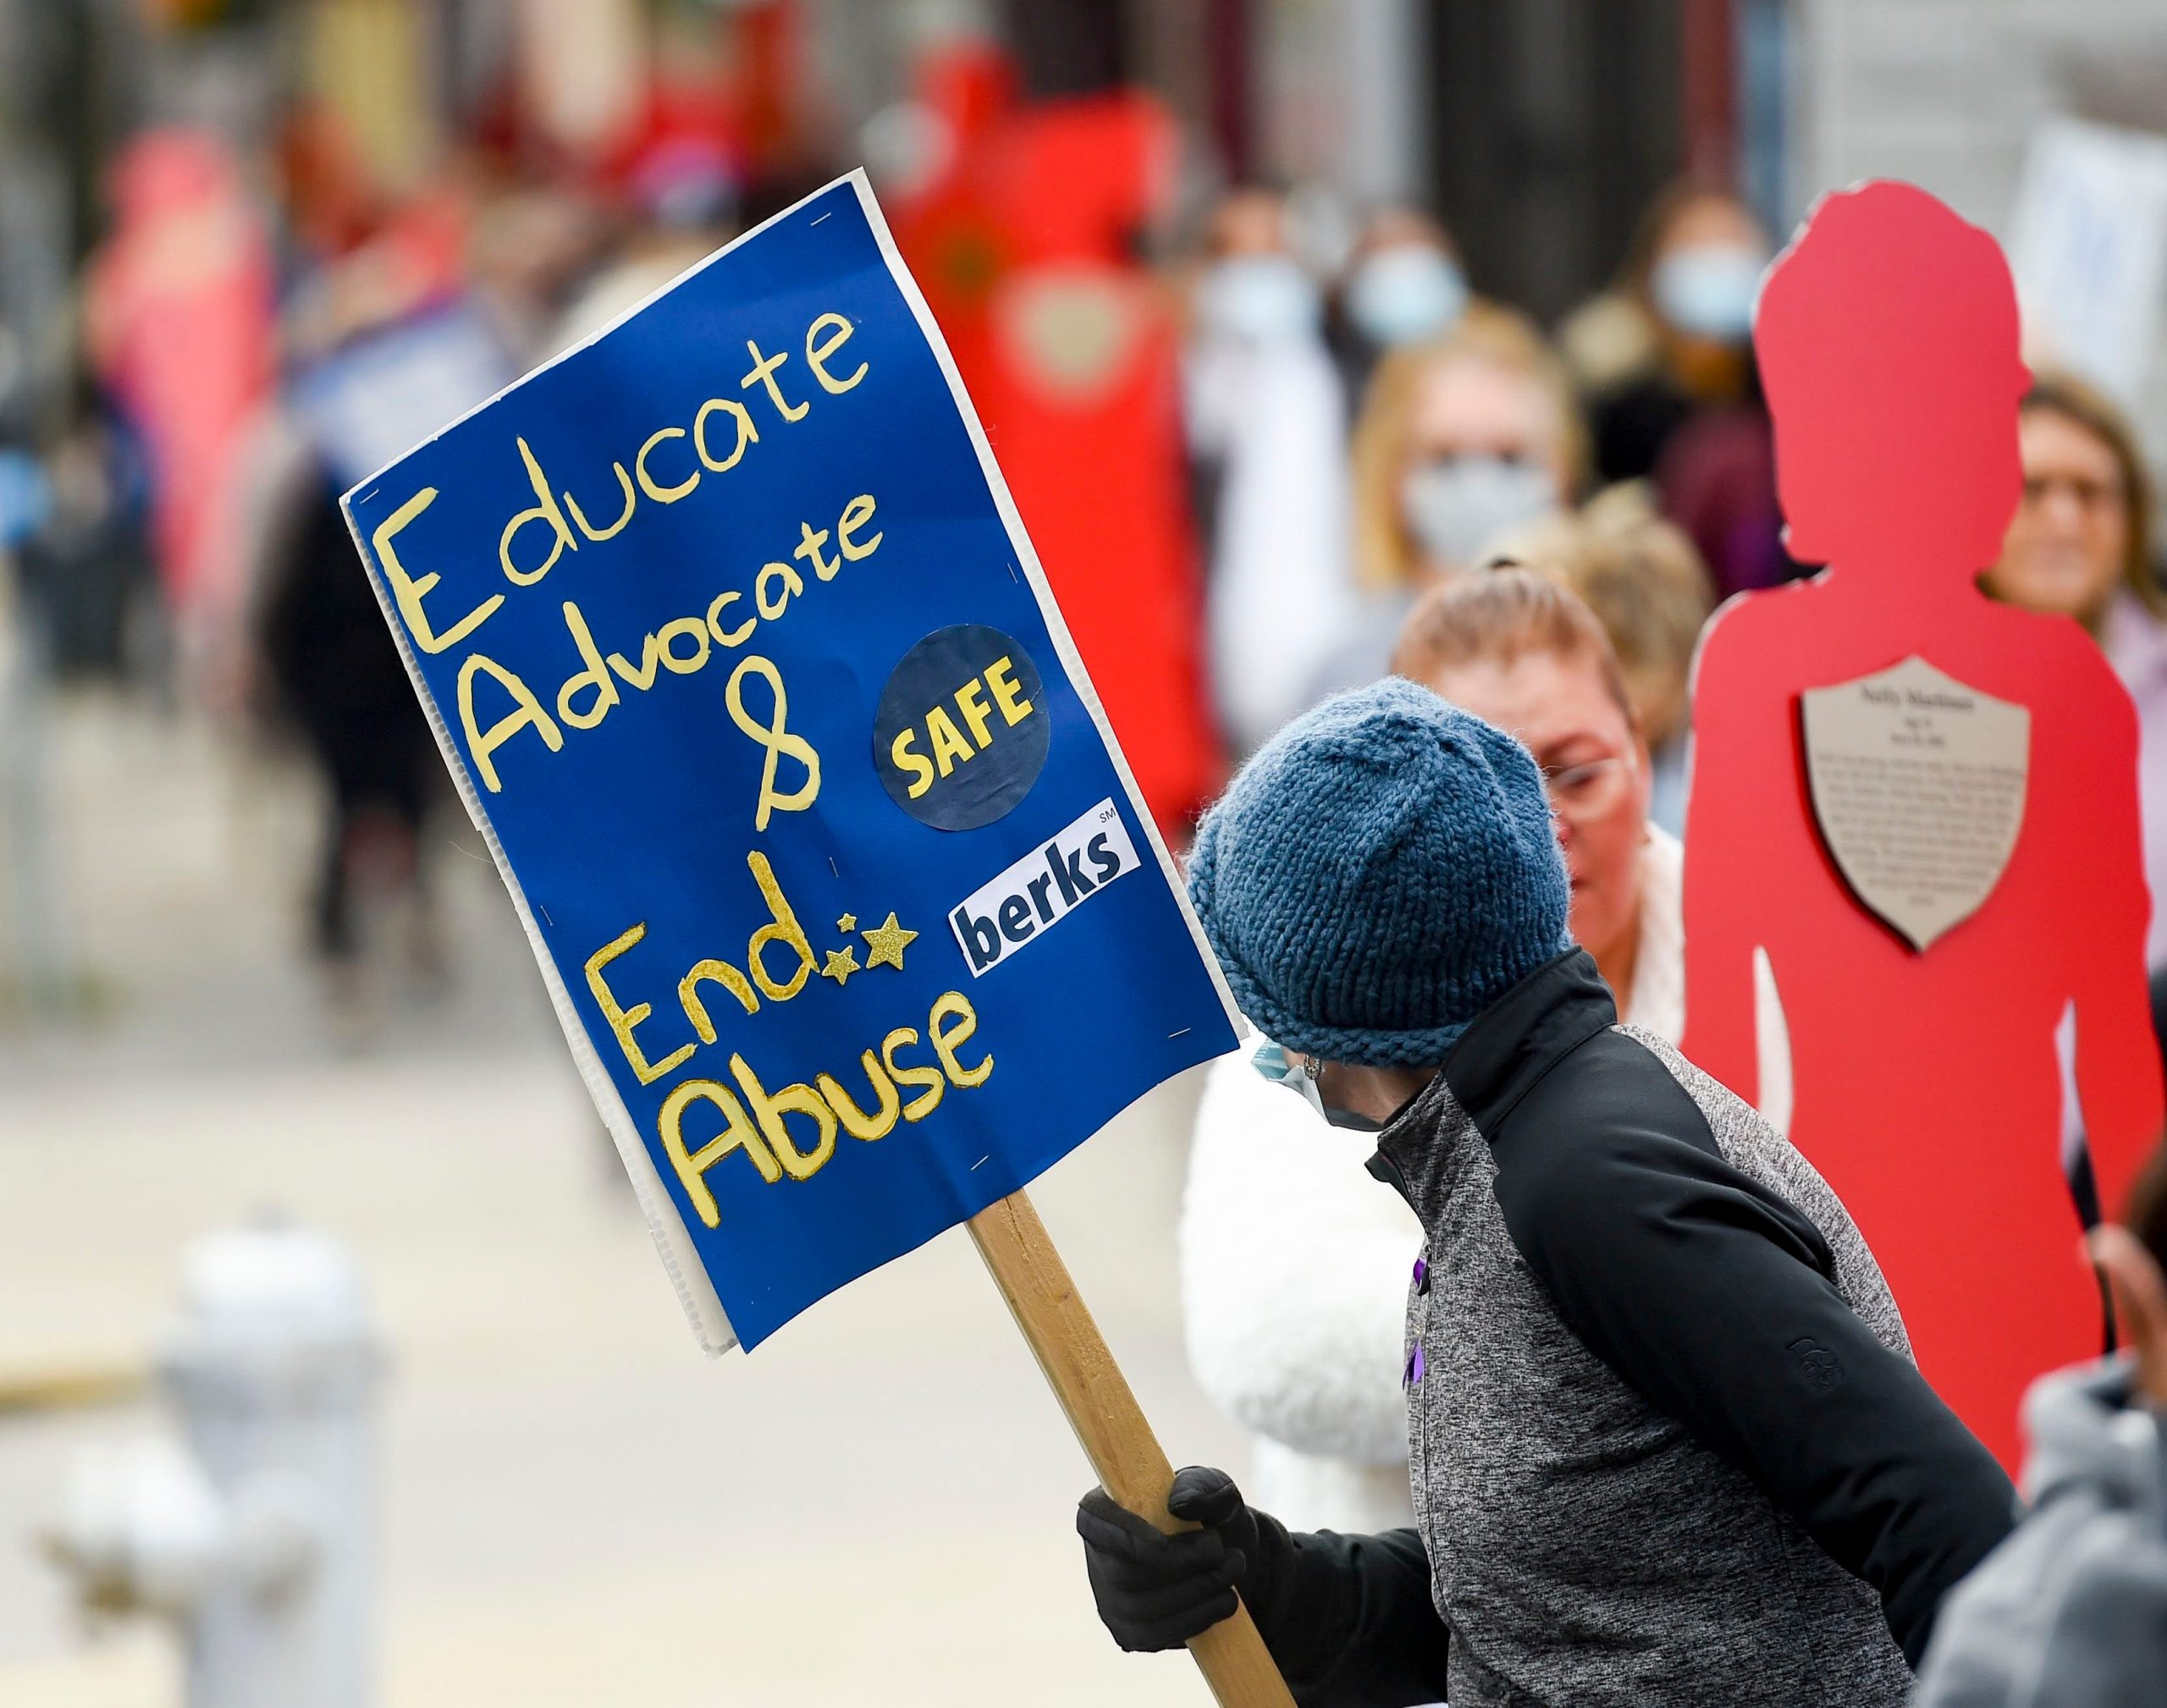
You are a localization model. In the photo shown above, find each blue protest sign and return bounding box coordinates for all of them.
[341,173,1240,1350]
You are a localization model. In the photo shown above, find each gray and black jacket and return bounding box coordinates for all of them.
[1238,949,2016,1707]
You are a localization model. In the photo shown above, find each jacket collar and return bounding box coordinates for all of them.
[1444,947,1618,1133]
[1369,948,1616,1217]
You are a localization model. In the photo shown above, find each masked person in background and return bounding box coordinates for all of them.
[1562,182,1767,482]
[1561,183,1786,598]
[1181,570,1687,1534]
[1983,372,2167,969]
[1331,207,1472,401]
[1086,677,2015,1705]
[1310,311,1583,697]
[1183,186,1357,756]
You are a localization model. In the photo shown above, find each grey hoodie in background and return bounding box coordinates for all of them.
[1913,1358,2167,1708]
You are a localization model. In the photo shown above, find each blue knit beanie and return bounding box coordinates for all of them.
[1188,678,1571,1066]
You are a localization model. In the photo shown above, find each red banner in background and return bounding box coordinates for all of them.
[889,45,1222,836]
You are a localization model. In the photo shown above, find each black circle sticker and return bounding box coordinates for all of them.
[874,625,1050,831]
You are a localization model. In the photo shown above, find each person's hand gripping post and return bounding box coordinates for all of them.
[1078,1466,1272,1652]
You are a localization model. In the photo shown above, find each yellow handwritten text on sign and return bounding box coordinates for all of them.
[656,992,990,1228]
[726,658,822,832]
[370,311,870,656]
[581,851,993,1228]
[441,491,879,797]
[365,307,881,828]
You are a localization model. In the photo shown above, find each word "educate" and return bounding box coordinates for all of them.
[369,308,869,659]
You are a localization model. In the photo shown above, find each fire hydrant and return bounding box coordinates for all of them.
[43,1216,382,1707]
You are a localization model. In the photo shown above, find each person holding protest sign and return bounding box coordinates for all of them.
[1180,569,1683,1534]
[1084,678,2015,1705]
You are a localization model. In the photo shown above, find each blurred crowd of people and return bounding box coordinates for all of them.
[0,69,843,1005]
[9,49,2167,1028]
[1158,169,2167,1708]
[1179,175,1762,784]
[1177,170,2167,983]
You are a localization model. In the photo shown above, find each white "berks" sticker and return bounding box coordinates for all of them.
[948,798,1139,975]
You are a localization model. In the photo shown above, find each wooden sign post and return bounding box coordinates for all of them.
[971,1191,1297,1708]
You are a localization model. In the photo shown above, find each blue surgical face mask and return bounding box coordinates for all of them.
[1197,254,1321,344]
[1649,243,1767,344]
[1250,1041,1385,1132]
[1399,454,1560,569]
[1252,1040,1326,1116]
[1346,245,1469,348]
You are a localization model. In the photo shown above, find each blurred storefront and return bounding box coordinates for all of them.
[1795,0,2167,471]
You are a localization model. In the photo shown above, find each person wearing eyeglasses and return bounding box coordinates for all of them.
[1095,676,2015,1706]
[1179,570,1686,1540]
[1983,372,2167,969]
[1393,567,1679,1030]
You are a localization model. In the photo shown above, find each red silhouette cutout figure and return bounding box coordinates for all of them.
[1681,181,2164,1471]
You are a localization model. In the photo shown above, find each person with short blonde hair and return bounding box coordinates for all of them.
[1391,546,1633,707]
[1390,566,1684,1032]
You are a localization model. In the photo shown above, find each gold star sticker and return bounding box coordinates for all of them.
[835,912,857,934]
[820,945,860,985]
[860,912,918,971]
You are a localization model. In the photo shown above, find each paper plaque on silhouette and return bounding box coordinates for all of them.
[1801,657,2030,952]
[339,172,1239,1353]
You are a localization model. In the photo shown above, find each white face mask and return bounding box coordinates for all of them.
[1346,246,1469,349]
[1649,243,1767,343]
[1399,455,1560,569]
[1196,254,1321,344]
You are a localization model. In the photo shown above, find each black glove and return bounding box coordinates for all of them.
[1076,1466,1264,1652]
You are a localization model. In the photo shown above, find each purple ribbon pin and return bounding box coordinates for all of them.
[1403,1341,1425,1388]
